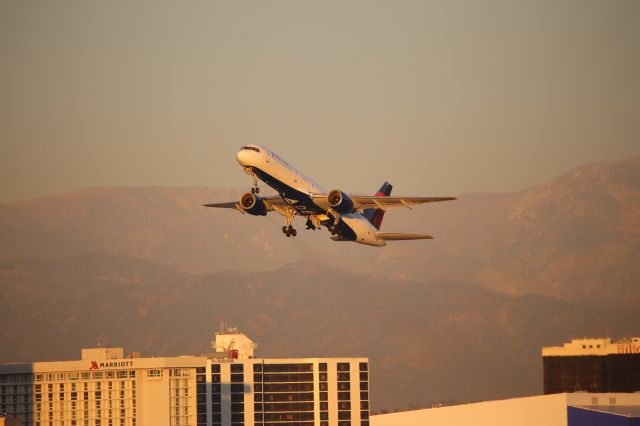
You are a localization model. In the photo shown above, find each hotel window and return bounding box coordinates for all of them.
[338,402,351,410]
[337,372,350,381]
[146,370,162,378]
[338,382,350,391]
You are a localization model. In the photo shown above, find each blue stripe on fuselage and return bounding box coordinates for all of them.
[251,167,323,214]
[250,166,358,242]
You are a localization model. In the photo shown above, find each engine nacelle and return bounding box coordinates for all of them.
[240,192,267,216]
[327,190,354,214]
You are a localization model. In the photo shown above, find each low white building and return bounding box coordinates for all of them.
[0,331,370,426]
[371,393,640,426]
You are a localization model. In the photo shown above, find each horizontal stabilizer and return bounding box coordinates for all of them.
[376,232,434,240]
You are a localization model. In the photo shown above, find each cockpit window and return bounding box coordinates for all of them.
[241,146,260,153]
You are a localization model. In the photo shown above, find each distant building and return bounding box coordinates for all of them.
[0,413,23,426]
[0,329,370,426]
[542,337,640,394]
[370,393,640,426]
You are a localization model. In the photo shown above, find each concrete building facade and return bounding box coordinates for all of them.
[0,332,369,426]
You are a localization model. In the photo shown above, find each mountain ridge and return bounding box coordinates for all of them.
[2,251,637,410]
[1,156,638,305]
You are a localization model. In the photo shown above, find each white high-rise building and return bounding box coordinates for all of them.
[0,331,370,426]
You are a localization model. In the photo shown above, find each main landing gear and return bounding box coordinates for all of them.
[327,209,341,235]
[305,217,316,230]
[282,207,297,237]
[282,225,297,237]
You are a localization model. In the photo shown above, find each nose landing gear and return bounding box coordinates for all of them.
[243,167,260,194]
[250,176,260,194]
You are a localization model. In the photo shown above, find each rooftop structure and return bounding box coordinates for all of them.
[542,337,640,357]
[211,327,257,360]
[542,337,640,395]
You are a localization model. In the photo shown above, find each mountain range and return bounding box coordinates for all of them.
[1,156,639,409]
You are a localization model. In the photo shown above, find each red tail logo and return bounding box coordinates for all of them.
[364,182,393,230]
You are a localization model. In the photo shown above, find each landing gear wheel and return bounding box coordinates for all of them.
[251,188,255,194]
[255,187,260,194]
[282,225,296,237]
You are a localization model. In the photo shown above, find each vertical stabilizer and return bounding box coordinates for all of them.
[363,182,392,230]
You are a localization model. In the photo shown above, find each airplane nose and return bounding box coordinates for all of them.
[236,149,249,166]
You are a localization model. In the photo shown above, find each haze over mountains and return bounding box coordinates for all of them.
[1,157,639,409]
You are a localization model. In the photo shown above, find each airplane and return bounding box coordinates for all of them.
[204,145,456,246]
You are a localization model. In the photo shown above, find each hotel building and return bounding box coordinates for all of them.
[0,330,370,426]
[542,336,640,394]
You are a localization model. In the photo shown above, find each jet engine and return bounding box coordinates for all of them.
[327,190,354,214]
[240,192,268,216]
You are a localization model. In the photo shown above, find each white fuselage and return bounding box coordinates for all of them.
[236,145,386,246]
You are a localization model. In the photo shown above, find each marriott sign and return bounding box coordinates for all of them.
[89,360,135,370]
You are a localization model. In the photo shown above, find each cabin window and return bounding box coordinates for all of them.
[241,146,260,153]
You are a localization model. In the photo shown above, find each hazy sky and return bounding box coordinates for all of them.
[1,0,638,202]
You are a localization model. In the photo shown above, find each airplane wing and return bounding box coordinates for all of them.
[351,196,456,210]
[311,194,456,211]
[203,195,286,214]
[376,232,434,240]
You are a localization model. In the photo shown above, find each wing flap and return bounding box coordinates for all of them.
[202,201,245,213]
[352,196,456,210]
[203,195,286,214]
[376,232,434,240]
[310,194,456,211]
